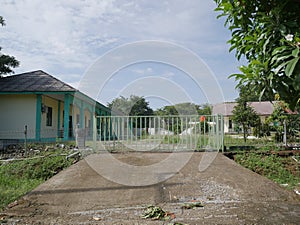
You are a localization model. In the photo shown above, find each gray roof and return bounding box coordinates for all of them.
[213,101,275,116]
[0,70,76,92]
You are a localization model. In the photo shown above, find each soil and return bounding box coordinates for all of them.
[1,152,300,224]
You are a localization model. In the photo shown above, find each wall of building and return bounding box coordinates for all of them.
[57,101,74,139]
[224,115,269,134]
[84,108,91,129]
[224,117,237,133]
[73,105,80,129]
[40,95,60,139]
[0,92,109,142]
[0,94,36,139]
[224,117,230,133]
[71,103,93,139]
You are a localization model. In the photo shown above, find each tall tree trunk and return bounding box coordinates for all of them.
[243,123,247,143]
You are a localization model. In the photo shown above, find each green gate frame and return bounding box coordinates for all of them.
[93,115,224,152]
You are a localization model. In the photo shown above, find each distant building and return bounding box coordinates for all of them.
[0,70,111,145]
[212,101,274,133]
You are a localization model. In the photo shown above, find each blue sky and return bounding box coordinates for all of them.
[0,0,241,109]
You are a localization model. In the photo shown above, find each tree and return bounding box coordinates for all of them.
[107,95,153,128]
[154,103,211,134]
[154,103,211,116]
[233,82,261,142]
[214,0,300,110]
[266,101,300,142]
[232,99,260,142]
[108,95,153,116]
[0,16,19,76]
[237,84,274,102]
[197,103,212,115]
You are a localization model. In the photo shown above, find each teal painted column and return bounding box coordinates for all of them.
[92,111,96,149]
[91,110,95,139]
[57,100,61,137]
[96,109,100,138]
[63,94,70,141]
[80,101,84,129]
[35,94,42,141]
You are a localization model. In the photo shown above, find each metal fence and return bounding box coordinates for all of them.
[95,115,224,152]
[0,128,74,151]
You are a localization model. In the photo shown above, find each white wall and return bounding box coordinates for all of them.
[0,94,36,139]
[224,115,268,134]
[224,117,230,133]
[40,96,59,139]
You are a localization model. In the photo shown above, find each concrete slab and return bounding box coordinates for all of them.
[3,152,300,224]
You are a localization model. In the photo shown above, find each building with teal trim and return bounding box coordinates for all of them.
[0,70,111,143]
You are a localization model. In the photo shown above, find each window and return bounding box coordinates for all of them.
[229,119,232,129]
[46,106,53,126]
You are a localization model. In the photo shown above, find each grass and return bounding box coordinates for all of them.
[0,148,73,210]
[234,152,300,189]
[224,134,275,147]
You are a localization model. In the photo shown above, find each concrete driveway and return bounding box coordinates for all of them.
[3,152,300,224]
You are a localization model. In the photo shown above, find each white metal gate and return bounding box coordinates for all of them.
[94,115,224,152]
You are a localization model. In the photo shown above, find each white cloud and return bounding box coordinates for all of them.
[0,0,239,104]
[162,71,175,79]
[131,67,153,75]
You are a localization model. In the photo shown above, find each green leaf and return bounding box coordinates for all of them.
[274,61,290,75]
[228,73,245,80]
[251,60,262,66]
[292,48,299,57]
[263,35,271,55]
[272,46,288,56]
[271,54,293,65]
[259,87,266,101]
[285,57,300,76]
[279,24,287,35]
[293,73,300,91]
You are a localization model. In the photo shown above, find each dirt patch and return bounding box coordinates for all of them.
[114,152,170,166]
[2,152,300,224]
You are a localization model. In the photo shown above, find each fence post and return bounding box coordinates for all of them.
[220,115,224,153]
[93,113,97,150]
[24,125,28,156]
[283,119,287,147]
[219,114,224,153]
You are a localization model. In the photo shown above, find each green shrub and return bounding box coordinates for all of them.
[0,154,72,210]
[235,152,300,188]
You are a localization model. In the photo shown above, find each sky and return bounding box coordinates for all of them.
[0,0,242,109]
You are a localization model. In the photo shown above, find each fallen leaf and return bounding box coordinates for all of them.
[7,201,18,208]
[181,202,204,209]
